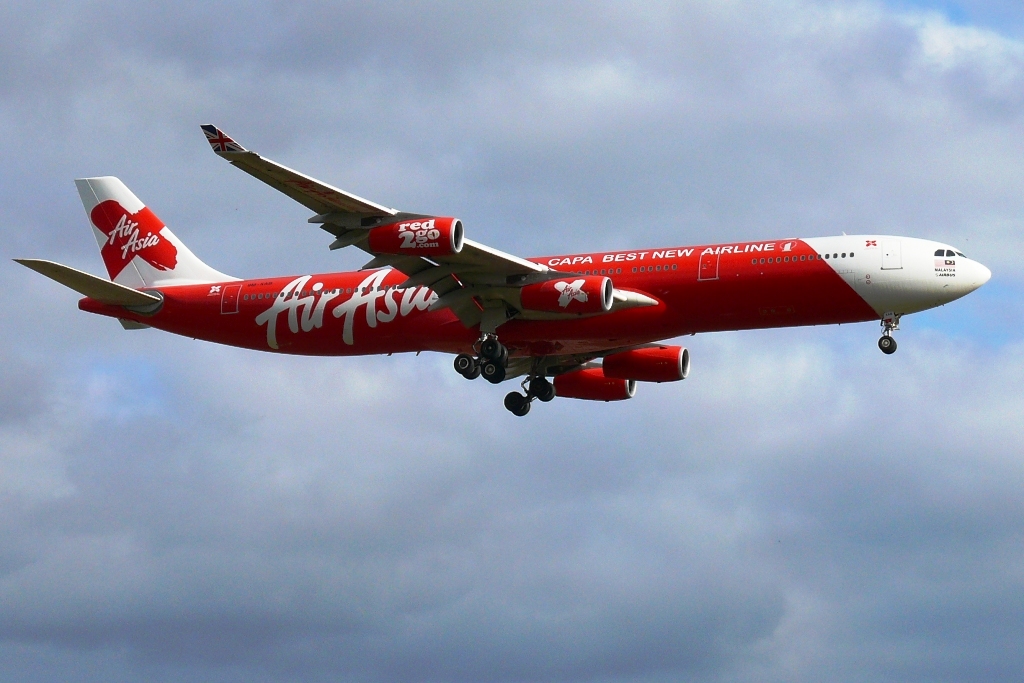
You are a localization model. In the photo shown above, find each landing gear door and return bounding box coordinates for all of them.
[881,240,902,270]
[698,252,720,281]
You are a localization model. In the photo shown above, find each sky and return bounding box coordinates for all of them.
[1,1,1023,682]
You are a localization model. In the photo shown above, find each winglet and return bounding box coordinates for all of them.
[201,125,247,154]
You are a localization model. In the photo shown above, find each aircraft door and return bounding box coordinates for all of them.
[698,252,720,281]
[881,240,902,270]
[221,284,241,314]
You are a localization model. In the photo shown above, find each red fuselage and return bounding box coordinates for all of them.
[80,237,879,357]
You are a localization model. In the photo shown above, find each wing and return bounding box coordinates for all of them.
[201,126,652,330]
[200,125,397,217]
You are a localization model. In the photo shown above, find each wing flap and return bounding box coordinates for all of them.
[15,259,162,307]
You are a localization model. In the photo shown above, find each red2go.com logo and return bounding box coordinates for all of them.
[398,220,441,249]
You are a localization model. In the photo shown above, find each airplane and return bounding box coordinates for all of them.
[15,125,992,416]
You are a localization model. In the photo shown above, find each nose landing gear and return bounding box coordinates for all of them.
[878,312,900,355]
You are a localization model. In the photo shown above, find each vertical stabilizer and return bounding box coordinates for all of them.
[75,177,235,287]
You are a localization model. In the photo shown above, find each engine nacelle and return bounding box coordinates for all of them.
[367,217,464,257]
[520,276,613,315]
[553,368,636,401]
[603,346,690,383]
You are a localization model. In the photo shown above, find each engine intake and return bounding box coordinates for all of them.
[553,368,636,401]
[367,217,463,257]
[520,276,613,315]
[603,346,690,383]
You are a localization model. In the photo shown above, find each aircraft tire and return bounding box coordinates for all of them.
[482,361,506,384]
[878,336,897,354]
[454,353,475,375]
[529,377,555,402]
[464,362,481,379]
[480,338,505,361]
[504,391,531,416]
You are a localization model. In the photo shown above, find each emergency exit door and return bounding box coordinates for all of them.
[881,240,902,270]
[220,284,241,314]
[698,252,720,281]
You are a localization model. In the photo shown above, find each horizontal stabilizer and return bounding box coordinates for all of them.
[14,259,162,307]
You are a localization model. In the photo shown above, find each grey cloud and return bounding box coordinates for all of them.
[2,1,1024,682]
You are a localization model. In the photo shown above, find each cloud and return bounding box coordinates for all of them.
[2,1,1024,682]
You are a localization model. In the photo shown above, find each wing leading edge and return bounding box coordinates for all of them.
[200,126,658,331]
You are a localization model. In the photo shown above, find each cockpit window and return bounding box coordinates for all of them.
[934,249,945,256]
[945,250,956,257]
[955,251,966,257]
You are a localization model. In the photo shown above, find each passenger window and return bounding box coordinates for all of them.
[632,267,637,273]
[850,252,854,257]
[751,258,757,264]
[671,264,677,270]
[842,253,846,258]
[824,254,829,259]
[759,258,765,264]
[656,265,661,271]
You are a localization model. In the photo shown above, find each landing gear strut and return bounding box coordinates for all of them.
[878,312,900,355]
[454,335,508,383]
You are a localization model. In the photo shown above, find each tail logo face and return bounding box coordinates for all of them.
[90,200,178,278]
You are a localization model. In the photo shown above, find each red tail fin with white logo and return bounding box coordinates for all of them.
[75,177,235,287]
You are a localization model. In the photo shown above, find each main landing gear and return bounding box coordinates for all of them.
[454,335,508,384]
[503,376,555,417]
[454,335,554,417]
[878,312,900,355]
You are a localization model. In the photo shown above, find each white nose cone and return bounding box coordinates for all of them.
[978,262,992,287]
[969,260,992,291]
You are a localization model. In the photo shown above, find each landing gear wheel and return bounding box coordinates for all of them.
[463,363,481,379]
[480,338,506,362]
[878,336,897,355]
[504,391,531,416]
[481,361,506,384]
[454,353,476,376]
[528,377,555,402]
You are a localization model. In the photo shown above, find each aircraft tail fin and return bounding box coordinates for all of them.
[74,176,235,287]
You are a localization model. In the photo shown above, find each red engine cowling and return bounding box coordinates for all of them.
[553,368,636,401]
[520,276,613,315]
[367,217,464,257]
[603,346,690,383]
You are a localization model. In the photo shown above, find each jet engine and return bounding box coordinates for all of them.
[553,368,636,401]
[520,276,613,315]
[602,346,690,383]
[367,217,464,257]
